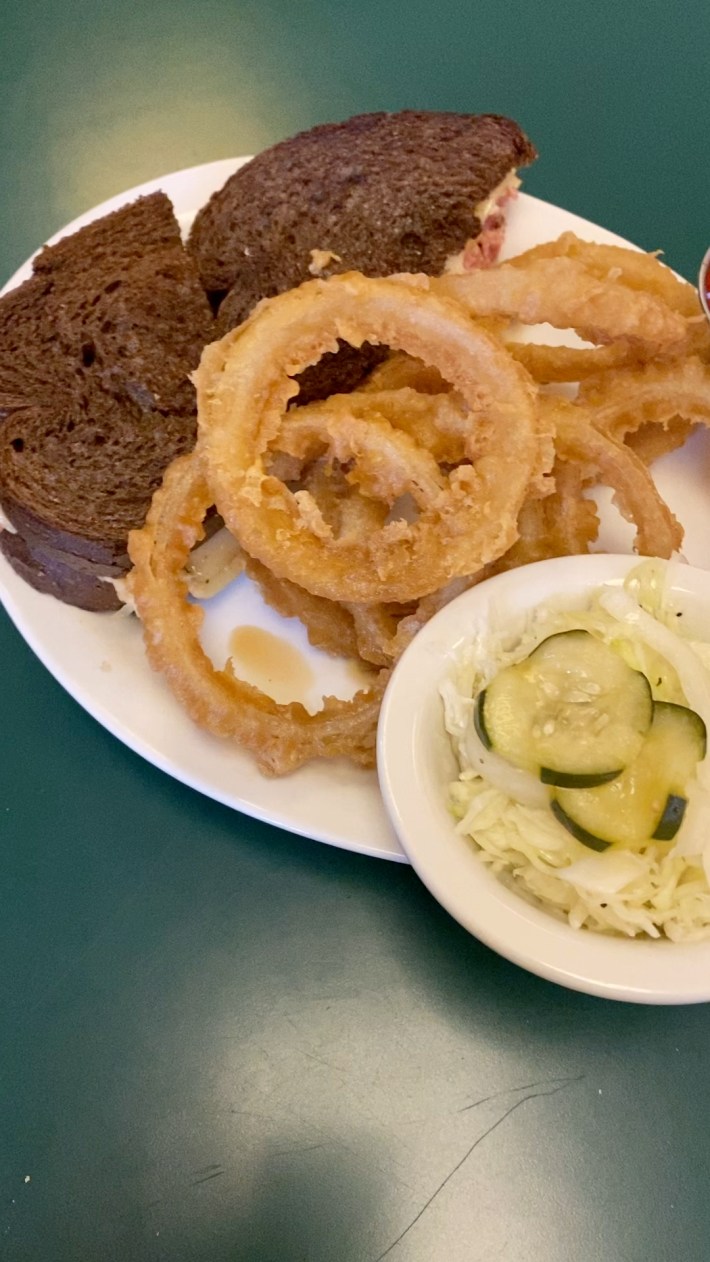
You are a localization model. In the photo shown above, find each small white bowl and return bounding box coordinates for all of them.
[377,553,710,1004]
[698,245,710,323]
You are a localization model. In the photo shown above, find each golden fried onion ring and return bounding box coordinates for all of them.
[576,357,710,466]
[360,351,450,395]
[542,398,683,557]
[245,447,596,672]
[578,357,710,441]
[195,272,549,603]
[127,453,388,776]
[434,256,688,351]
[277,387,486,470]
[508,231,703,319]
[243,371,680,669]
[244,553,362,661]
[507,340,643,384]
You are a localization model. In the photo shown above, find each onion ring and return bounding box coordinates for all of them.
[499,457,599,566]
[279,386,481,466]
[346,456,602,665]
[359,351,450,395]
[433,256,688,351]
[625,419,695,466]
[541,397,683,558]
[507,340,643,383]
[195,272,548,603]
[244,553,362,661]
[507,231,704,319]
[127,452,388,776]
[578,357,710,441]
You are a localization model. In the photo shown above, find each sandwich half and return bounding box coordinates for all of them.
[0,192,213,610]
[188,110,538,331]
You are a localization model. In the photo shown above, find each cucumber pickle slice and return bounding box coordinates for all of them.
[553,701,707,850]
[475,630,653,786]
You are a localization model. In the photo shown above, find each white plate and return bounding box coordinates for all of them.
[1,160,709,862]
[377,555,710,1003]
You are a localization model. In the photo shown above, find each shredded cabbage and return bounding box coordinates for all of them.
[443,560,710,941]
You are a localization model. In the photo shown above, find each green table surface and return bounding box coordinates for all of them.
[3,3,710,1259]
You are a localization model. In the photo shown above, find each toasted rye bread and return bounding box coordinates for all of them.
[188,110,537,333]
[0,192,213,610]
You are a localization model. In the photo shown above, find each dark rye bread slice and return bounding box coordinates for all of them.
[0,527,125,612]
[0,192,213,610]
[188,110,538,332]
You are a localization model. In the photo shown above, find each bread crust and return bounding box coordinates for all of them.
[0,526,124,611]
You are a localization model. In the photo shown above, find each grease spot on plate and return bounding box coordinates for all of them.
[229,625,315,706]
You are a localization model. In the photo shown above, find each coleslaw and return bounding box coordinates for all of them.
[442,560,710,940]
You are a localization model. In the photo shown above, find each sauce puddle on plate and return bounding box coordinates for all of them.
[228,625,315,705]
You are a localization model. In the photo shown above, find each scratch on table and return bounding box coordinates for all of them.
[191,1164,225,1187]
[459,1074,585,1113]
[271,1142,327,1158]
[300,1048,345,1072]
[282,1013,351,1077]
[373,1074,585,1262]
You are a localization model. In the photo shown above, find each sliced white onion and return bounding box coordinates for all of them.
[555,850,647,896]
[600,588,710,724]
[185,526,245,599]
[462,713,550,810]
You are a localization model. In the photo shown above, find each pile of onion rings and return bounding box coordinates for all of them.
[128,235,710,775]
